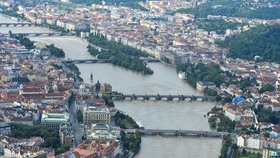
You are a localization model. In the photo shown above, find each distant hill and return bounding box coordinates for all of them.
[218,25,280,63]
[174,0,280,20]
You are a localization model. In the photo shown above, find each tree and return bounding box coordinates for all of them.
[9,124,62,153]
[77,110,83,123]
[102,94,115,107]
[205,87,217,96]
[219,25,280,63]
[259,83,275,93]
[87,34,153,75]
[16,36,35,50]
[8,30,13,37]
[208,116,217,128]
[46,44,65,58]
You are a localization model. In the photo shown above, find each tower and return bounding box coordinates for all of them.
[96,80,100,93]
[90,73,93,84]
[44,84,49,94]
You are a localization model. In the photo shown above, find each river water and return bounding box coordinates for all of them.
[0,14,222,158]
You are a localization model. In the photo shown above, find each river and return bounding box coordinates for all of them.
[0,14,222,158]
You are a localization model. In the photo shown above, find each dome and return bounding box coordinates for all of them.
[53,84,58,91]
[79,84,86,90]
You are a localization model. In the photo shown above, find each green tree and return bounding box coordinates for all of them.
[87,34,153,75]
[218,25,280,63]
[77,110,83,123]
[102,94,115,107]
[46,44,65,58]
[259,83,275,93]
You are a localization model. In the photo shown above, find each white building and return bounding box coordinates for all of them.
[247,137,261,149]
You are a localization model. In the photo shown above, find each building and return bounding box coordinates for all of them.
[10,49,33,59]
[100,83,112,94]
[263,148,280,158]
[41,112,70,129]
[85,124,118,140]
[237,135,265,150]
[196,81,216,91]
[83,106,110,125]
[270,125,280,138]
[237,135,245,147]
[4,146,49,158]
[58,139,120,158]
[0,136,53,157]
[162,52,184,65]
[247,136,262,149]
[59,123,73,146]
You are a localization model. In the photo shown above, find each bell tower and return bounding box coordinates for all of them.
[90,73,93,84]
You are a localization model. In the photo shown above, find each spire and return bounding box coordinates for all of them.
[96,80,100,93]
[90,73,93,84]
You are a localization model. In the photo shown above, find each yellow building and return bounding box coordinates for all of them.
[196,81,216,92]
[83,106,110,125]
[100,83,112,94]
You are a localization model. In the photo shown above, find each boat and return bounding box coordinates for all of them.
[178,71,186,79]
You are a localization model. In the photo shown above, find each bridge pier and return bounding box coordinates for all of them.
[191,95,196,101]
[132,94,136,100]
[167,95,173,101]
[156,94,161,100]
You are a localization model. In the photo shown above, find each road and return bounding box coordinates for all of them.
[227,133,237,158]
[68,94,83,147]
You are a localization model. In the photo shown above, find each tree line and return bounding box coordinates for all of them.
[176,63,224,88]
[114,111,139,129]
[196,19,243,34]
[87,34,153,75]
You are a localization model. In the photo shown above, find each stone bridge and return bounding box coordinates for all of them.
[125,129,227,138]
[63,59,111,64]
[0,22,35,27]
[62,58,160,64]
[110,94,209,102]
[1,32,75,37]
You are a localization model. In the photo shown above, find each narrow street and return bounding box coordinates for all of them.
[68,94,83,147]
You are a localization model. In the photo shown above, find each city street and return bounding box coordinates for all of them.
[68,94,83,147]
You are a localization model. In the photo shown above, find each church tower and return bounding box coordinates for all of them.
[90,73,93,84]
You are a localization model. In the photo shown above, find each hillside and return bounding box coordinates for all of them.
[175,0,280,20]
[218,25,280,62]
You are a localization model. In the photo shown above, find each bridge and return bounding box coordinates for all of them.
[62,58,160,64]
[125,129,227,138]
[63,59,111,64]
[0,22,35,27]
[110,94,209,101]
[1,32,75,37]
